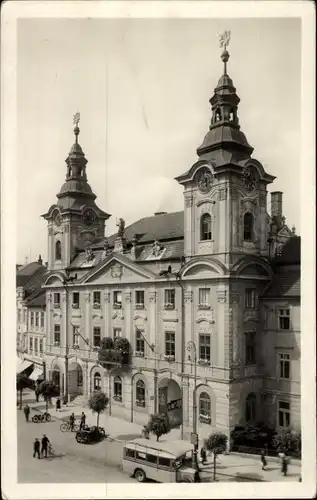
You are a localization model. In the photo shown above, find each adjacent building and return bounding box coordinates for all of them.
[17,43,301,443]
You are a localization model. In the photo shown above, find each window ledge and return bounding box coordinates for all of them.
[113,303,122,309]
[134,351,145,358]
[72,304,80,309]
[164,355,175,362]
[135,400,145,407]
[113,395,122,402]
[93,303,101,309]
[135,304,145,310]
[164,304,175,310]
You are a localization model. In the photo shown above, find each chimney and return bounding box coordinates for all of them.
[154,212,167,216]
[38,254,43,266]
[271,191,283,218]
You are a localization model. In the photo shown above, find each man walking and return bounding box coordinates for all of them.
[80,412,86,430]
[260,449,267,471]
[69,412,75,431]
[23,404,30,423]
[33,438,40,459]
[281,455,288,476]
[41,434,50,458]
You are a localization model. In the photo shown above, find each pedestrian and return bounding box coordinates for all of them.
[79,412,86,430]
[200,446,207,465]
[41,434,50,458]
[23,404,30,423]
[33,438,40,459]
[56,398,61,412]
[281,456,288,476]
[35,387,40,402]
[69,412,75,431]
[260,449,267,471]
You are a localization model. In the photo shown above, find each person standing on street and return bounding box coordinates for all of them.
[23,404,30,423]
[56,397,61,412]
[69,412,75,431]
[260,449,267,471]
[80,412,86,430]
[281,455,288,476]
[41,434,50,458]
[200,446,207,465]
[33,438,40,459]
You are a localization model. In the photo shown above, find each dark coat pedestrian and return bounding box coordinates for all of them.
[33,438,40,459]
[56,398,61,412]
[23,404,30,422]
[69,413,75,431]
[41,434,50,458]
[200,447,207,464]
[282,456,288,476]
[35,388,40,402]
[80,412,86,430]
[260,450,267,470]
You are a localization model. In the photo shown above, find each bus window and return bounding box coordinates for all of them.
[124,448,135,458]
[158,456,172,467]
[146,454,158,464]
[135,451,147,461]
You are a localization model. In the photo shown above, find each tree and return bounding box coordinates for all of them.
[38,380,58,413]
[89,391,109,428]
[205,432,228,481]
[147,413,171,442]
[16,373,30,410]
[273,427,301,456]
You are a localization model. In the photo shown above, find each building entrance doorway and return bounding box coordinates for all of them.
[51,367,61,394]
[68,362,83,398]
[158,378,182,428]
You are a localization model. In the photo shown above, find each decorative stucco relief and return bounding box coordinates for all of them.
[104,292,110,303]
[184,291,193,303]
[149,292,157,303]
[217,290,227,303]
[125,292,132,303]
[243,310,260,323]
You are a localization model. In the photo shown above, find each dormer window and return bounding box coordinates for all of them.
[200,213,212,241]
[55,240,62,260]
[243,213,253,241]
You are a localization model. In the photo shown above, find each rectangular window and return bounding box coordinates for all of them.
[93,291,101,308]
[29,337,33,352]
[278,353,290,379]
[278,401,290,428]
[72,292,80,308]
[34,338,38,355]
[39,339,43,353]
[158,457,172,467]
[165,332,175,357]
[54,292,60,308]
[124,448,135,459]
[93,327,101,347]
[30,312,34,328]
[199,288,210,307]
[245,332,256,365]
[164,289,175,309]
[40,312,45,328]
[135,290,145,308]
[113,328,121,339]
[54,324,61,345]
[245,289,256,309]
[135,330,145,355]
[278,309,290,330]
[146,454,158,465]
[35,312,39,328]
[113,291,122,308]
[199,334,211,361]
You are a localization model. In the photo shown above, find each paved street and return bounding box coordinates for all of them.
[17,406,134,483]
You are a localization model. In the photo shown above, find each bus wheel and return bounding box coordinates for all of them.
[134,468,146,482]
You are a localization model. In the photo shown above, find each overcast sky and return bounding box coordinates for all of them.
[17,17,301,264]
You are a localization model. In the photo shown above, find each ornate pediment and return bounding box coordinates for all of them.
[81,255,155,285]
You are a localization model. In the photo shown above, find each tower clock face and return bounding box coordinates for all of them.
[82,208,96,226]
[243,167,256,193]
[196,167,213,193]
[54,212,62,227]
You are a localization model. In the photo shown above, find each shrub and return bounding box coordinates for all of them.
[38,380,58,413]
[16,373,30,410]
[147,413,171,442]
[114,337,130,353]
[273,427,301,456]
[89,391,109,428]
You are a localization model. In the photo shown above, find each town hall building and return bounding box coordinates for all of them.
[17,42,300,443]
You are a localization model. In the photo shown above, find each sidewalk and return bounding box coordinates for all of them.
[30,396,301,483]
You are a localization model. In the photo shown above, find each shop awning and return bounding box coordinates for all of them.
[29,367,43,381]
[16,359,33,374]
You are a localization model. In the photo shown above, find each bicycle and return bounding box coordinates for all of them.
[32,412,52,423]
[60,421,79,432]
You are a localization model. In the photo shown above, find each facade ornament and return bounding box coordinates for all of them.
[184,195,193,208]
[81,247,96,268]
[125,292,132,304]
[217,290,227,303]
[149,291,157,303]
[231,292,240,304]
[101,239,110,260]
[84,292,90,303]
[112,312,117,319]
[196,167,213,193]
[111,263,123,278]
[116,218,125,238]
[218,188,227,201]
[47,293,52,303]
[104,292,110,303]
[48,227,53,236]
[64,225,69,233]
[152,240,163,257]
[184,291,193,303]
[244,310,259,323]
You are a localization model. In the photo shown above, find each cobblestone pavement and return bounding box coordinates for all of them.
[17,409,133,483]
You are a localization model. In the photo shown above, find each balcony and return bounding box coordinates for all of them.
[198,358,211,366]
[135,303,145,310]
[164,354,175,362]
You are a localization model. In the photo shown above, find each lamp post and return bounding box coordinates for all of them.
[62,268,77,403]
[187,340,199,472]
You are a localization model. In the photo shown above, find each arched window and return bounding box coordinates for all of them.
[55,240,62,260]
[229,108,234,121]
[136,380,145,407]
[215,108,221,122]
[114,376,122,401]
[245,393,257,422]
[94,372,102,391]
[200,213,212,241]
[243,213,253,241]
[199,392,211,424]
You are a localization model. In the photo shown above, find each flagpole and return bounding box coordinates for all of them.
[105,60,109,236]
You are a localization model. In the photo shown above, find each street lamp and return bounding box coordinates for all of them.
[62,269,77,403]
[187,340,199,472]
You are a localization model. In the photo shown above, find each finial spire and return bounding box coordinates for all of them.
[219,31,231,75]
[73,112,80,143]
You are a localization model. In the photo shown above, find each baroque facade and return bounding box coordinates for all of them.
[17,45,300,443]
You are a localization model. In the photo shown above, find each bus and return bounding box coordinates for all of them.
[122,438,199,483]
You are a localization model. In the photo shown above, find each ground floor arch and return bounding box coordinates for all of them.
[68,360,83,397]
[158,377,182,428]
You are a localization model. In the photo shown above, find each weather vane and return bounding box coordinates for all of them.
[73,112,80,127]
[219,31,231,51]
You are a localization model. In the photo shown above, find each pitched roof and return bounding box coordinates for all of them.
[16,262,45,287]
[263,271,300,298]
[273,236,301,266]
[26,291,46,307]
[92,211,184,248]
